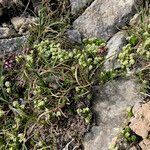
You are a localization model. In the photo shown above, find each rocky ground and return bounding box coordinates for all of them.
[0,0,39,53]
[0,0,149,150]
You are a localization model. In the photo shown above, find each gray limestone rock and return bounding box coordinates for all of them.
[104,31,127,71]
[0,36,27,54]
[70,0,93,14]
[84,79,143,150]
[73,0,143,40]
[66,29,82,43]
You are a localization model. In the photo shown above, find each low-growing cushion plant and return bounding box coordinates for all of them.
[0,38,106,149]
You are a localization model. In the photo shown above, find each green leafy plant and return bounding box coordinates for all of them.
[122,127,137,143]
[118,10,150,71]
[127,107,134,119]
[99,69,120,83]
[77,107,92,123]
[0,38,106,149]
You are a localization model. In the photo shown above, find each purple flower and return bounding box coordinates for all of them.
[3,59,14,70]
[97,46,107,56]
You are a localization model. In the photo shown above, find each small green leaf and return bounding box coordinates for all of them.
[128,35,138,46]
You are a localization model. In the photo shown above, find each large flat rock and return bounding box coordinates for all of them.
[84,79,143,150]
[73,0,143,40]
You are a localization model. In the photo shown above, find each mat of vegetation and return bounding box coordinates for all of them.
[0,37,108,149]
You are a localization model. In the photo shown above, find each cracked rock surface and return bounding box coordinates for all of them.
[73,0,143,40]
